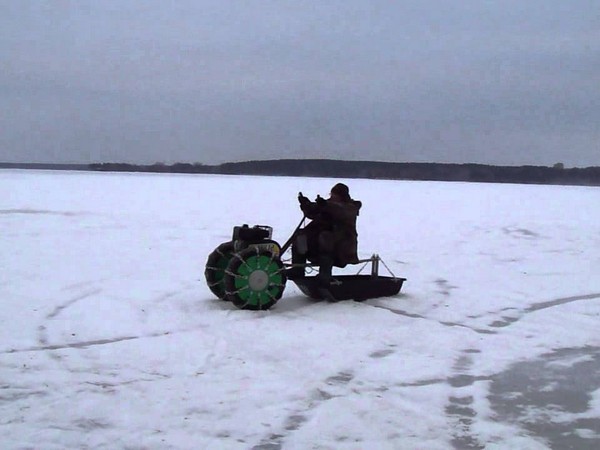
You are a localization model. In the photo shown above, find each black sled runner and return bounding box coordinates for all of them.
[205,223,405,310]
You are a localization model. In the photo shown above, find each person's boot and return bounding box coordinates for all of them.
[316,255,337,301]
[286,264,305,280]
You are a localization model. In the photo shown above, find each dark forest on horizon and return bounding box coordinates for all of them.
[2,160,600,187]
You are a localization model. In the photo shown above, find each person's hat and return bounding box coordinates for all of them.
[331,183,350,200]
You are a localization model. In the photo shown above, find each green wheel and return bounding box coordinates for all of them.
[224,247,287,310]
[205,242,235,300]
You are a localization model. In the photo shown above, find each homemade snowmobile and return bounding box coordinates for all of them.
[205,222,406,310]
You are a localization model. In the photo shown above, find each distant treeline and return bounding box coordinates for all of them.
[2,160,600,186]
[0,162,90,171]
[87,160,600,186]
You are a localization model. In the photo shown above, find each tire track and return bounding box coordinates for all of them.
[489,292,600,328]
[3,331,172,354]
[251,369,356,450]
[365,302,497,335]
[445,350,488,450]
[46,288,102,320]
[366,292,600,332]
[251,345,404,449]
[34,289,103,361]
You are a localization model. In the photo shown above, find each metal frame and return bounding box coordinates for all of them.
[283,253,398,280]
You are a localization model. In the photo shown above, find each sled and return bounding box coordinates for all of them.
[205,224,406,310]
[293,265,404,302]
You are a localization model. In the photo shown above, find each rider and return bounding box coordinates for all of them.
[290,183,362,283]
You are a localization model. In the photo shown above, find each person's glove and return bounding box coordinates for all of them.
[298,192,309,207]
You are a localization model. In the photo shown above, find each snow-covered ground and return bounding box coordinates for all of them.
[1,169,599,450]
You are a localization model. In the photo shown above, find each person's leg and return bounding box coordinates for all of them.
[288,232,308,279]
[317,231,335,284]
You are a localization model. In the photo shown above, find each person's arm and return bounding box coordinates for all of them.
[298,192,321,219]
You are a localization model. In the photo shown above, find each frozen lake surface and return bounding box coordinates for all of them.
[1,170,600,449]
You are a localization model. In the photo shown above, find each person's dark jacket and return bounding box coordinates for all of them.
[299,195,362,267]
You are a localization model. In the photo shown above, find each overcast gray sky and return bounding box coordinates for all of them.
[1,1,599,166]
